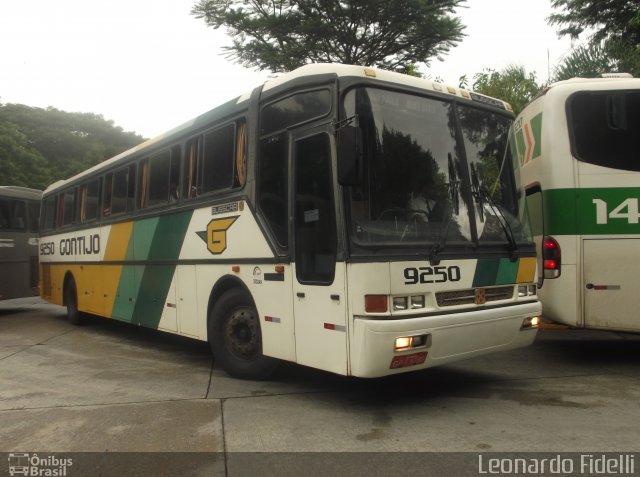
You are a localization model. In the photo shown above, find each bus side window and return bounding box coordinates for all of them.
[0,199,24,229]
[258,133,288,248]
[56,194,65,227]
[138,159,149,209]
[110,165,136,215]
[42,197,57,231]
[103,173,113,217]
[148,150,171,207]
[84,179,101,222]
[235,120,247,188]
[27,200,40,232]
[169,146,181,202]
[0,199,9,229]
[294,134,337,283]
[202,124,235,193]
[184,137,201,199]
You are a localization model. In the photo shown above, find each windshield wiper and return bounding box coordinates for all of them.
[478,187,520,261]
[429,154,460,266]
[470,159,520,261]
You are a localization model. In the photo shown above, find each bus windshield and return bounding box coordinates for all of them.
[344,87,532,250]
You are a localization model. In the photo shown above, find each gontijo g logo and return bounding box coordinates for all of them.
[196,216,239,255]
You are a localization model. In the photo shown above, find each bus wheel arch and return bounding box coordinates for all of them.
[207,277,278,380]
[63,272,83,325]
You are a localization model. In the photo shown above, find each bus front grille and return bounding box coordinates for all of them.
[435,285,514,307]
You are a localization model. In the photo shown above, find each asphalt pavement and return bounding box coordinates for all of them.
[1,299,639,476]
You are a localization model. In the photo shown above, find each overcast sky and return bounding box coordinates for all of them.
[1,0,573,138]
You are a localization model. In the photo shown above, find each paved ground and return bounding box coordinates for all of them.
[1,299,639,476]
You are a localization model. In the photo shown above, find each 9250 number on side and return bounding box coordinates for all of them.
[404,266,461,285]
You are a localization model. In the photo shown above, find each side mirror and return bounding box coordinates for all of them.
[337,125,362,186]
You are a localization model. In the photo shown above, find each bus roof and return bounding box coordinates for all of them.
[0,186,43,200]
[44,63,512,194]
[527,74,640,105]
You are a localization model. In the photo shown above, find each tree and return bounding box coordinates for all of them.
[0,104,144,189]
[471,65,543,115]
[0,122,51,189]
[552,43,616,81]
[191,0,466,73]
[548,0,640,76]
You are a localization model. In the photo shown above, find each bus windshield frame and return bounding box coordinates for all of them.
[342,86,533,255]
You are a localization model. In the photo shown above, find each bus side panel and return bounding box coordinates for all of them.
[583,238,640,332]
[248,265,295,362]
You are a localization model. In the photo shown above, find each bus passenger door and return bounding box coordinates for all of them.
[291,131,348,375]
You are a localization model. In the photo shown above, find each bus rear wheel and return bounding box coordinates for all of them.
[64,277,83,325]
[209,288,278,380]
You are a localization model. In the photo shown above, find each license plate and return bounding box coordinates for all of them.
[389,352,428,369]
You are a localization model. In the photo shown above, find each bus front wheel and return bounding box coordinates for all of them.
[64,277,83,325]
[208,289,278,380]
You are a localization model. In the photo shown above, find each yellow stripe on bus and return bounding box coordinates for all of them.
[104,222,133,261]
[516,257,536,283]
[102,222,134,315]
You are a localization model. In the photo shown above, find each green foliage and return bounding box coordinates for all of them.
[471,65,544,115]
[0,104,144,190]
[548,0,640,77]
[552,43,616,81]
[191,0,466,73]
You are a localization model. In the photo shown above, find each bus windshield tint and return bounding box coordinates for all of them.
[343,87,531,248]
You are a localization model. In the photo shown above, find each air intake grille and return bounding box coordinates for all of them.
[436,286,514,307]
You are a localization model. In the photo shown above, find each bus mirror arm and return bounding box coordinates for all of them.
[336,125,363,186]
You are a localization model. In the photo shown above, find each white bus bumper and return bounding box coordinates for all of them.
[350,301,541,378]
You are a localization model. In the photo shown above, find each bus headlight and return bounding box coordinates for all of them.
[518,284,537,297]
[394,335,429,351]
[521,316,541,330]
[392,296,408,311]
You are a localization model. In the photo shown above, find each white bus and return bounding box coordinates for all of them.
[516,74,640,332]
[39,64,541,379]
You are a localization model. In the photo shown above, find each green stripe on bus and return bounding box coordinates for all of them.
[473,259,500,287]
[495,258,519,285]
[473,258,521,287]
[133,211,193,329]
[543,188,640,235]
[130,217,160,260]
[530,112,543,160]
[112,211,193,326]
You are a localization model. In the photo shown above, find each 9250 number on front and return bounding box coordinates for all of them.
[404,266,461,285]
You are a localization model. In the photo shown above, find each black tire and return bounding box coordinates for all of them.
[209,288,279,380]
[64,277,83,325]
